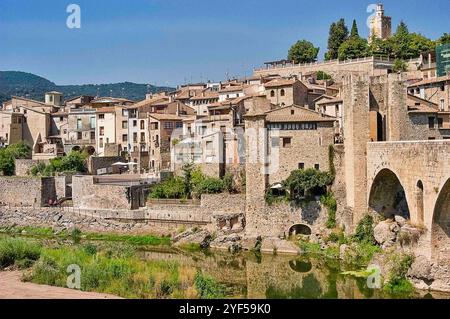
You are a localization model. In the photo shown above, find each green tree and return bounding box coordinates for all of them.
[283,168,333,200]
[438,33,450,45]
[392,21,410,59]
[181,162,195,198]
[5,142,31,159]
[317,71,332,80]
[325,19,349,60]
[288,40,319,64]
[350,19,359,39]
[0,149,15,176]
[393,59,408,73]
[338,37,368,60]
[407,33,436,58]
[368,36,394,57]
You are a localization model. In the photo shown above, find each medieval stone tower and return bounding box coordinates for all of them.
[369,3,392,43]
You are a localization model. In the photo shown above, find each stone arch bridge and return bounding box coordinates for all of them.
[367,141,450,260]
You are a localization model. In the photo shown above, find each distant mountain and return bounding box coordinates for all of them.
[0,71,175,104]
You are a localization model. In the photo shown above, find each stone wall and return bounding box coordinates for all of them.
[72,176,147,210]
[15,159,48,177]
[253,57,396,79]
[54,175,72,199]
[87,156,125,175]
[0,177,56,207]
[268,122,335,185]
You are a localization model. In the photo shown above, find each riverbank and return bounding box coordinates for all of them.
[0,271,121,299]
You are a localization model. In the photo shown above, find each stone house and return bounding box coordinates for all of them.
[264,78,308,107]
[148,113,185,174]
[0,111,23,147]
[408,75,450,113]
[65,108,96,154]
[263,105,337,184]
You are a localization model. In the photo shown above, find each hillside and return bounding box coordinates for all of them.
[0,71,174,104]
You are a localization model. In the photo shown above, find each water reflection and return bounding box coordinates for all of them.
[139,249,430,299]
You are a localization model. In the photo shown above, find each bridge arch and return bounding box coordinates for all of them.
[432,178,450,261]
[368,168,410,219]
[288,224,312,237]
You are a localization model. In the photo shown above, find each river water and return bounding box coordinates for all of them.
[139,248,449,299]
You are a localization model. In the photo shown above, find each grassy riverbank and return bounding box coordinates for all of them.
[0,226,171,247]
[0,237,225,299]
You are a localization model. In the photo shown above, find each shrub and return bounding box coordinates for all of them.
[194,177,224,195]
[0,238,41,269]
[6,142,32,159]
[353,215,376,244]
[29,151,87,176]
[321,193,337,229]
[342,242,381,269]
[283,168,333,200]
[317,71,332,80]
[149,177,186,199]
[383,253,415,295]
[222,172,235,193]
[194,271,225,299]
[0,150,15,176]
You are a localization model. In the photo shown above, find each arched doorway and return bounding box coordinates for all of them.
[288,224,312,237]
[72,146,81,152]
[416,180,424,225]
[432,179,450,261]
[369,169,410,219]
[84,146,95,156]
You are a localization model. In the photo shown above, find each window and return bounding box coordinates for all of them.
[122,134,128,142]
[133,133,138,143]
[441,85,445,92]
[440,99,445,111]
[428,137,436,140]
[175,122,183,129]
[99,138,104,148]
[270,90,275,97]
[77,132,82,140]
[99,126,105,136]
[49,95,53,102]
[291,110,295,115]
[59,116,64,122]
[206,141,213,150]
[280,89,285,97]
[23,109,27,114]
[140,132,145,142]
[151,122,159,130]
[98,114,105,120]
[90,117,96,129]
[271,137,279,147]
[77,118,82,130]
[140,120,145,130]
[438,118,444,129]
[298,163,305,170]
[122,109,128,117]
[122,121,128,129]
[282,137,292,148]
[133,120,137,127]
[315,164,320,170]
[163,122,173,129]
[428,117,435,129]
[90,132,95,140]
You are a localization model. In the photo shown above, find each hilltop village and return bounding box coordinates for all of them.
[1,4,450,294]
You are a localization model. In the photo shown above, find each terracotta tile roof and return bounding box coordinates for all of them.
[408,75,450,87]
[407,94,438,113]
[219,85,245,93]
[264,79,297,88]
[149,113,184,121]
[316,97,343,105]
[189,91,219,101]
[265,105,336,123]
[96,107,116,113]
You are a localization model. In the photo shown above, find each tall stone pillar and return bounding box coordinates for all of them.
[343,75,371,227]
[387,73,408,141]
[244,113,268,238]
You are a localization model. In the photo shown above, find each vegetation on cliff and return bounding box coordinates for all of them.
[0,142,32,176]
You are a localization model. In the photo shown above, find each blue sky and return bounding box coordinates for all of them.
[0,0,448,86]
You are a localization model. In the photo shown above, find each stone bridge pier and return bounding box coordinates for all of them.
[367,141,450,261]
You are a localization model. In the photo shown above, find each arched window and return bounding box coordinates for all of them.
[270,90,275,97]
[280,89,285,96]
